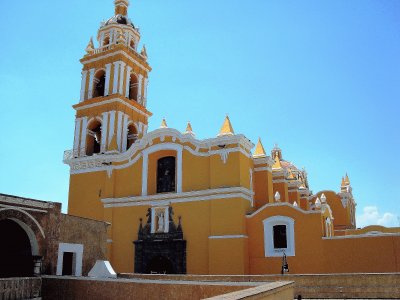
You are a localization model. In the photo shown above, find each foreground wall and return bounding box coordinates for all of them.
[123,273,400,299]
[41,276,293,300]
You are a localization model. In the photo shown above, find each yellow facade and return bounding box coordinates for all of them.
[65,0,400,275]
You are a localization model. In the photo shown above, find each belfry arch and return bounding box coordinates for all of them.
[86,119,102,156]
[126,123,138,150]
[129,73,139,101]
[93,70,106,98]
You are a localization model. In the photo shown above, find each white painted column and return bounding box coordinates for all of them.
[116,111,124,151]
[143,77,148,106]
[150,208,156,233]
[112,62,120,94]
[101,112,109,153]
[142,154,149,196]
[110,29,114,44]
[73,118,82,157]
[177,148,183,193]
[164,207,170,233]
[137,74,143,104]
[80,117,88,156]
[104,64,112,96]
[125,66,132,98]
[99,32,105,47]
[80,71,88,102]
[108,111,116,147]
[121,114,129,151]
[87,68,96,99]
[119,62,126,95]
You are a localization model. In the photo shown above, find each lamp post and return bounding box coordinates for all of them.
[281,252,289,275]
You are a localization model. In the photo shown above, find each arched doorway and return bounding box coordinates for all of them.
[0,219,34,278]
[146,255,174,274]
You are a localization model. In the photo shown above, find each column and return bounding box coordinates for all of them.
[125,66,132,98]
[119,62,126,95]
[143,77,148,106]
[104,64,112,96]
[87,68,95,99]
[109,29,114,44]
[116,111,124,151]
[108,111,116,147]
[137,74,143,104]
[101,112,109,153]
[99,32,105,47]
[177,148,183,193]
[121,114,129,151]
[112,62,120,94]
[73,118,82,157]
[80,71,88,102]
[80,117,88,156]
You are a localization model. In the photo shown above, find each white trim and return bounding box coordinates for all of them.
[138,73,143,104]
[254,167,271,172]
[121,114,129,151]
[143,77,148,106]
[323,232,400,240]
[116,111,123,152]
[119,62,126,94]
[10,218,40,256]
[125,66,132,98]
[73,118,82,157]
[104,63,111,96]
[263,216,295,257]
[80,117,88,156]
[75,97,151,118]
[0,203,47,214]
[209,235,248,239]
[150,208,156,233]
[141,143,183,196]
[102,187,253,208]
[0,195,54,209]
[56,243,84,277]
[108,111,116,146]
[112,62,120,94]
[81,50,151,72]
[0,208,45,239]
[80,71,88,102]
[246,202,320,219]
[87,68,95,99]
[101,112,109,153]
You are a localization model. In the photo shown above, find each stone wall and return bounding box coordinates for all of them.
[0,277,42,300]
[41,276,294,300]
[59,214,108,275]
[121,272,400,299]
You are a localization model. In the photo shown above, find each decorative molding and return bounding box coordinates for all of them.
[246,202,320,219]
[102,187,253,208]
[209,235,248,239]
[263,216,295,257]
[254,167,271,172]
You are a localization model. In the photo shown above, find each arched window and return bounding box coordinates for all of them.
[93,70,106,98]
[130,40,135,49]
[129,74,139,101]
[126,124,138,150]
[103,36,110,46]
[86,120,102,156]
[157,157,176,193]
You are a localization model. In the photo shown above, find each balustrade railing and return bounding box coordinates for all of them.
[0,278,41,300]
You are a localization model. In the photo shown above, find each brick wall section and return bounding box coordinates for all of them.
[0,277,42,299]
[120,273,400,299]
[59,214,108,275]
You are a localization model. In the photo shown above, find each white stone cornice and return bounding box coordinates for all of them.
[246,202,320,218]
[102,187,253,208]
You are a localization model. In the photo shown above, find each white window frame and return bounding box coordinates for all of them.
[263,216,295,257]
[56,243,84,277]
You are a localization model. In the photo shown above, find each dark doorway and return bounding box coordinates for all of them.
[146,255,174,274]
[62,252,74,276]
[0,219,34,278]
[157,156,176,193]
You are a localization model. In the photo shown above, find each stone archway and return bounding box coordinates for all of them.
[0,219,34,278]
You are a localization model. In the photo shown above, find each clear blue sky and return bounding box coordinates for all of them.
[0,0,399,227]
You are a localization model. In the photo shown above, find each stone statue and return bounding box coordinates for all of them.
[158,212,164,232]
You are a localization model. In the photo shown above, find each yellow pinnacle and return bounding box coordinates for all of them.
[185,121,193,133]
[218,115,234,136]
[344,173,350,184]
[341,176,346,187]
[160,118,168,128]
[115,0,129,15]
[272,152,282,169]
[287,169,295,180]
[254,138,266,157]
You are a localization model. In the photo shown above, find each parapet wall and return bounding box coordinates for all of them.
[121,272,400,299]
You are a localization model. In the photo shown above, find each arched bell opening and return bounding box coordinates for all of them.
[103,36,110,46]
[157,156,176,194]
[126,123,138,150]
[0,219,36,278]
[93,70,106,98]
[129,74,139,102]
[86,120,102,156]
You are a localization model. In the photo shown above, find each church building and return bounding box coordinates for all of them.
[64,0,400,275]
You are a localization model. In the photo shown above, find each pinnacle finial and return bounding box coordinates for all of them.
[254,137,267,157]
[160,118,168,129]
[274,191,281,202]
[218,115,234,137]
[85,37,94,53]
[184,121,195,136]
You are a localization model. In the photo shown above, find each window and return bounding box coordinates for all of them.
[273,225,287,249]
[157,157,176,193]
[92,70,106,98]
[86,120,102,156]
[263,216,295,257]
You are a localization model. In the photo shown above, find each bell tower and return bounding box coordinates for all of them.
[72,0,152,158]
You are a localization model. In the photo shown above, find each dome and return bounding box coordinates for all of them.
[104,14,135,28]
